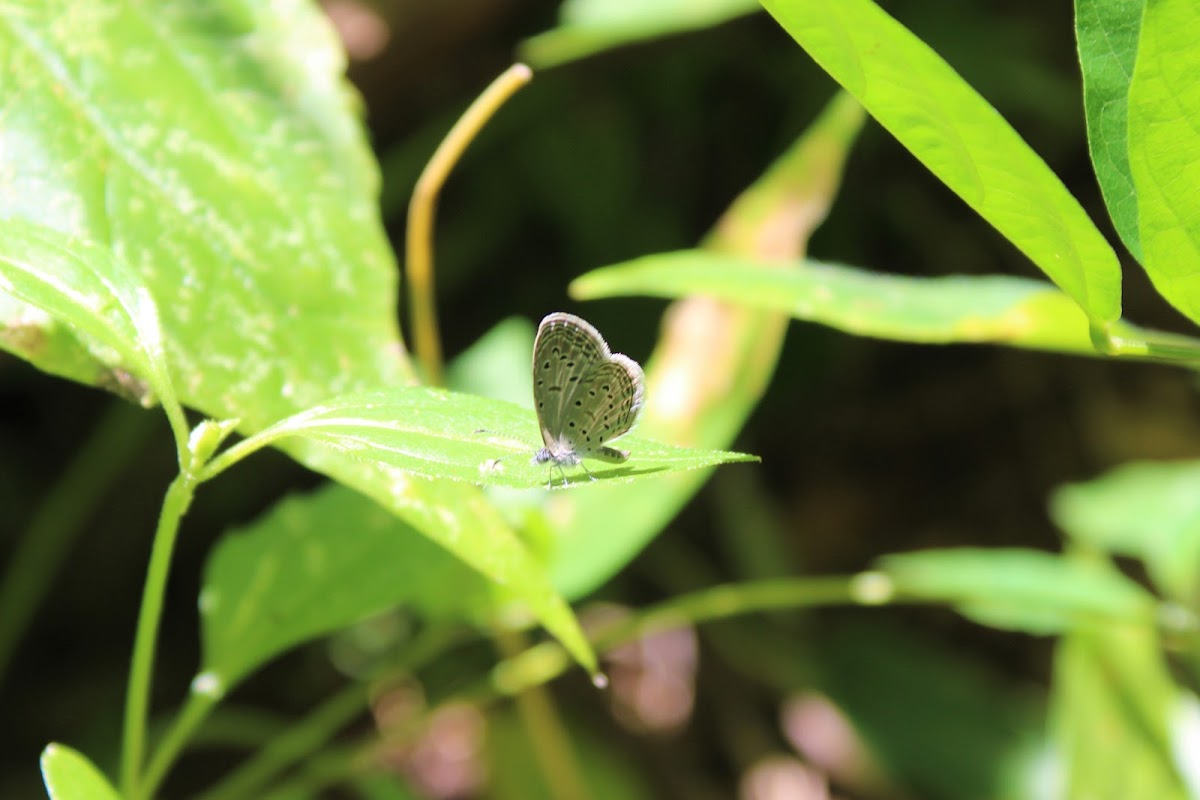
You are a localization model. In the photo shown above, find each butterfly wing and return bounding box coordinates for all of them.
[562,353,645,461]
[532,313,613,450]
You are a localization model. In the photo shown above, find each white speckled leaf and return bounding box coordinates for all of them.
[0,219,178,415]
[0,2,595,673]
[241,389,757,489]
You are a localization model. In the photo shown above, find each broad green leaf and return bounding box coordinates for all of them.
[1051,460,1200,606]
[549,92,866,598]
[879,548,1156,634]
[574,250,1111,354]
[0,1,401,419]
[760,0,1122,324]
[0,219,184,433]
[1076,0,1143,261]
[41,743,121,800]
[519,0,758,68]
[0,291,125,395]
[224,390,756,491]
[0,2,593,671]
[1127,0,1200,324]
[1052,628,1190,799]
[200,483,487,688]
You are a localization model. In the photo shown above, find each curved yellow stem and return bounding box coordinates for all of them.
[407,63,533,385]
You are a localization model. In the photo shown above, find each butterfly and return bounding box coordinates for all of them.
[531,312,645,485]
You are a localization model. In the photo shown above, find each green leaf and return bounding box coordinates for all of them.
[549,93,865,598]
[0,219,184,436]
[1127,0,1200,324]
[1051,460,1200,606]
[0,290,125,395]
[759,0,1122,324]
[40,743,121,800]
[1076,0,1144,261]
[519,0,758,67]
[573,250,1111,354]
[0,0,403,422]
[1052,628,1191,799]
[200,483,488,688]
[0,2,594,672]
[879,548,1156,634]
[222,389,756,491]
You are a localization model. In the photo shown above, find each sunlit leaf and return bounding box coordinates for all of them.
[0,219,181,422]
[760,0,1122,324]
[1127,0,1200,324]
[234,390,757,491]
[40,744,120,800]
[573,250,1117,355]
[1076,0,1143,261]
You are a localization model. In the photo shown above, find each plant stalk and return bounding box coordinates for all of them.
[406,63,532,386]
[120,473,196,799]
[139,690,218,799]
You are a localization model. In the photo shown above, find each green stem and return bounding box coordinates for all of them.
[0,401,154,686]
[495,631,591,800]
[198,413,329,483]
[121,473,196,799]
[406,63,532,386]
[139,690,218,799]
[600,576,858,647]
[493,576,860,696]
[198,428,284,483]
[196,682,366,800]
[1099,322,1200,365]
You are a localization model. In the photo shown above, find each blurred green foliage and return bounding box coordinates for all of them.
[5,1,1200,799]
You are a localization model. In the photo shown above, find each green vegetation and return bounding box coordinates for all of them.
[4,1,1199,798]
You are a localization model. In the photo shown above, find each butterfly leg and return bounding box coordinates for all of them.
[578,462,597,482]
